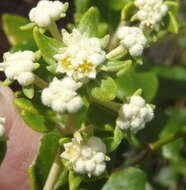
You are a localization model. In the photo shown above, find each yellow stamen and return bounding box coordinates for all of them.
[61,56,73,70]
[78,60,93,73]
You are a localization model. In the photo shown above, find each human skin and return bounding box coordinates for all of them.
[0,85,41,190]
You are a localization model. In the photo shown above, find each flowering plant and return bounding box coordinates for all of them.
[1,0,186,189]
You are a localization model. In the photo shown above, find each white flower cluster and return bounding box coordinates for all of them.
[41,77,83,113]
[61,134,109,177]
[29,0,68,27]
[54,29,106,80]
[117,26,147,57]
[116,96,154,133]
[0,51,36,86]
[135,0,168,30]
[0,117,6,138]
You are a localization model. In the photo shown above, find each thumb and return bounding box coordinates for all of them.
[0,85,41,190]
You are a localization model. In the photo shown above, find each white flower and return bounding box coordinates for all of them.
[41,77,83,113]
[134,0,168,30]
[29,0,68,27]
[0,117,6,138]
[54,29,106,80]
[61,132,109,177]
[117,26,147,57]
[0,51,37,86]
[116,96,154,133]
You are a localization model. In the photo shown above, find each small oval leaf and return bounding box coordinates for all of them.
[2,14,33,45]
[102,167,147,190]
[91,77,117,102]
[33,27,64,65]
[21,110,51,133]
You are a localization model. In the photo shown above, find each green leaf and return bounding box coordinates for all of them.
[173,158,186,174]
[101,60,132,73]
[91,77,117,102]
[167,11,179,33]
[78,7,100,37]
[23,85,34,99]
[152,66,186,82]
[33,27,64,65]
[74,0,90,23]
[97,23,109,38]
[0,141,7,165]
[102,167,147,190]
[21,110,51,133]
[88,104,116,132]
[20,22,36,30]
[100,35,110,49]
[103,127,124,153]
[109,0,128,10]
[157,166,178,189]
[68,171,84,190]
[115,68,158,102]
[29,129,61,190]
[11,38,37,52]
[2,14,33,45]
[162,140,183,161]
[3,79,13,86]
[152,66,186,99]
[159,108,186,161]
[145,183,154,190]
[14,97,39,114]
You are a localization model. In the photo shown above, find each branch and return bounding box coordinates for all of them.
[149,126,186,150]
[43,152,61,190]
[114,126,186,172]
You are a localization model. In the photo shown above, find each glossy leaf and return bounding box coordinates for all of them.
[167,11,179,33]
[29,130,61,190]
[68,171,84,190]
[14,97,39,114]
[2,14,33,45]
[152,66,186,82]
[103,127,124,153]
[102,167,147,190]
[23,85,34,99]
[152,66,186,99]
[109,0,128,10]
[74,0,90,23]
[91,77,117,102]
[100,35,110,49]
[115,68,158,102]
[11,38,37,52]
[21,110,51,133]
[157,166,178,189]
[88,104,116,132]
[101,60,132,73]
[78,7,100,37]
[33,27,64,65]
[145,183,154,190]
